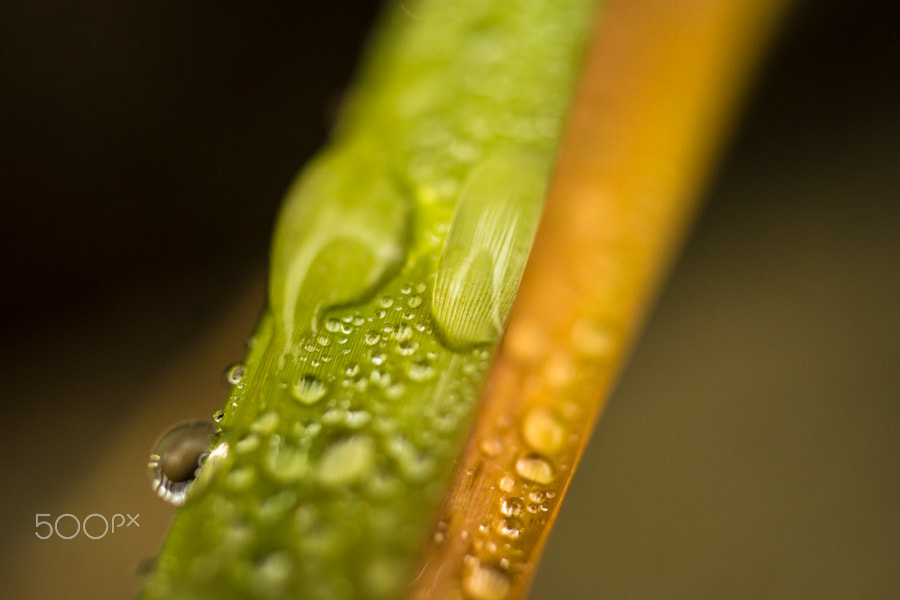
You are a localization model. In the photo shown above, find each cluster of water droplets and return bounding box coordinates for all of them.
[145,277,500,598]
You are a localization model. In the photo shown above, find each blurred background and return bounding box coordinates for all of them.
[0,0,897,598]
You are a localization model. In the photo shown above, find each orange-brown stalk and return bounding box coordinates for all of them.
[409,0,787,598]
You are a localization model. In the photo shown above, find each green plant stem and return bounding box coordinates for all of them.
[143,1,596,598]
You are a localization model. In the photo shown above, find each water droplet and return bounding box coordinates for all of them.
[515,454,555,484]
[396,340,418,356]
[345,410,372,429]
[498,476,516,493]
[224,363,246,385]
[522,407,565,454]
[380,296,394,308]
[316,334,331,347]
[365,330,381,345]
[324,318,341,333]
[462,563,510,600]
[503,321,546,364]
[264,438,308,483]
[317,435,374,487]
[370,352,386,366]
[340,322,353,334]
[385,382,406,399]
[408,359,435,382]
[226,466,256,491]
[148,421,217,505]
[400,284,412,295]
[393,323,413,341]
[500,497,524,517]
[212,409,225,423]
[292,374,328,405]
[375,308,387,319]
[529,490,545,503]
[479,437,502,457]
[407,295,422,308]
[496,517,524,540]
[252,411,280,435]
[571,318,615,357]
[235,434,260,454]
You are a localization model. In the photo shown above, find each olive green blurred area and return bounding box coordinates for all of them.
[1,1,898,598]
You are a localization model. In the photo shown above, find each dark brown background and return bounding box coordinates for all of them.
[1,0,898,598]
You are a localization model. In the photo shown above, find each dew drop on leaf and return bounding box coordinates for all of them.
[148,420,218,505]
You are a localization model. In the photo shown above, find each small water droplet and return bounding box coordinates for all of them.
[352,315,365,326]
[224,363,246,385]
[345,362,360,377]
[571,318,615,357]
[393,323,413,341]
[148,421,218,505]
[370,352,386,366]
[212,409,225,423]
[500,497,525,517]
[252,411,280,435]
[396,340,418,356]
[324,318,341,333]
[522,407,565,454]
[380,296,394,308]
[292,374,328,405]
[479,437,502,457]
[515,454,555,484]
[340,322,353,335]
[375,309,387,319]
[408,359,435,382]
[400,285,412,295]
[365,330,381,345]
[496,517,524,540]
[317,334,331,347]
[407,295,422,308]
[498,476,516,493]
[462,563,510,600]
[317,435,374,487]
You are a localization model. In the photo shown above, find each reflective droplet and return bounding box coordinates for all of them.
[292,374,328,405]
[522,407,565,454]
[500,497,524,517]
[571,318,615,357]
[380,296,394,308]
[317,435,374,487]
[395,340,418,356]
[462,563,510,600]
[365,330,381,346]
[514,454,555,484]
[212,409,225,423]
[407,295,422,308]
[224,363,246,385]
[407,359,435,382]
[324,318,341,333]
[498,476,516,493]
[496,517,524,540]
[393,323,413,341]
[370,352,386,366]
[479,437,502,457]
[148,421,218,505]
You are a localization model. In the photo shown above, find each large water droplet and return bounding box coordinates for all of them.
[292,374,328,405]
[462,562,510,600]
[148,421,218,505]
[514,453,555,485]
[521,407,565,454]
